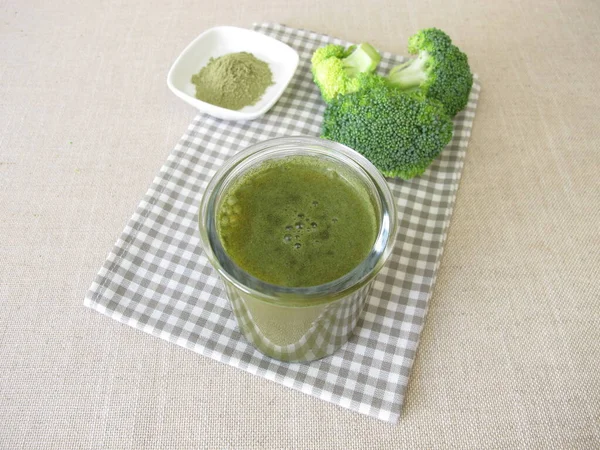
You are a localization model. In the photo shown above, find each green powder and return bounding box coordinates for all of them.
[191,52,273,110]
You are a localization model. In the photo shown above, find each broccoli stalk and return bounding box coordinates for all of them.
[387,52,429,91]
[386,28,473,117]
[341,43,381,75]
[311,43,381,103]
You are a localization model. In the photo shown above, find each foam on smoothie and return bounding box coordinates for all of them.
[217,155,378,287]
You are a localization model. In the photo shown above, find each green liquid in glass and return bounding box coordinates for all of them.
[217,155,378,287]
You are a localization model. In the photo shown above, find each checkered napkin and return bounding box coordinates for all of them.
[84,22,480,422]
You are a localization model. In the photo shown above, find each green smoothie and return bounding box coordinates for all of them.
[216,155,378,287]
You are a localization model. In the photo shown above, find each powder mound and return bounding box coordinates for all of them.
[191,52,274,111]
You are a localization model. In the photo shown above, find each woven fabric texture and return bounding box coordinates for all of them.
[84,23,479,422]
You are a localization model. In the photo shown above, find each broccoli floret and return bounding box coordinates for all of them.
[387,28,473,117]
[321,82,453,179]
[311,43,381,103]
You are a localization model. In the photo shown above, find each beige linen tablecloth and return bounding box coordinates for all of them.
[1,0,599,448]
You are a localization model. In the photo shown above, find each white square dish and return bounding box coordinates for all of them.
[167,26,300,121]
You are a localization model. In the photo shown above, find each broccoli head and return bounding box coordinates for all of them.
[387,28,473,117]
[321,81,453,179]
[311,43,381,103]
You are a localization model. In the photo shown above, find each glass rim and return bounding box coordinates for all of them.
[198,136,397,306]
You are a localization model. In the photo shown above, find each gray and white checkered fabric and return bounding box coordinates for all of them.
[84,23,480,422]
